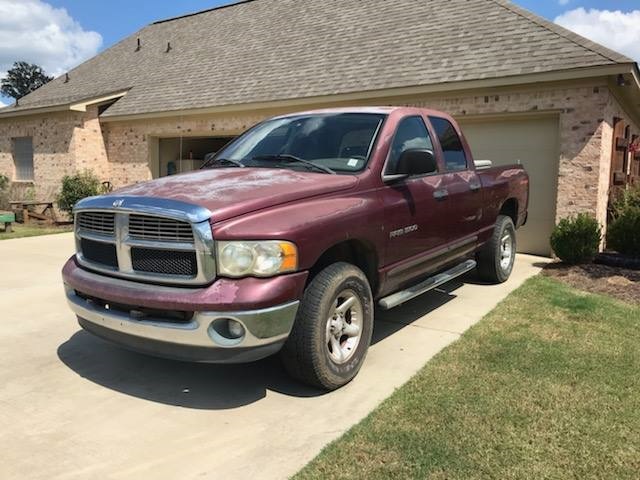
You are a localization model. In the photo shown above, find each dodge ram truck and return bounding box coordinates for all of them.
[62,107,529,390]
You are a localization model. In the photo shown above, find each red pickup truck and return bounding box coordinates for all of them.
[62,107,529,390]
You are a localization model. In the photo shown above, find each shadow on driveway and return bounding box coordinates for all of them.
[57,275,466,410]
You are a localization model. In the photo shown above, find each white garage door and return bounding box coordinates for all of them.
[458,115,560,256]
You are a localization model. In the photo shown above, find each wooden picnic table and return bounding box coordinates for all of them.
[10,201,57,224]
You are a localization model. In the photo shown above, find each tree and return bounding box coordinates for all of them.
[1,61,53,100]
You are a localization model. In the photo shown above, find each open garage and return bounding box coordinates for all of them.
[153,136,235,178]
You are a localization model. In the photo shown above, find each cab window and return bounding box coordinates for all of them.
[386,116,434,174]
[429,116,467,171]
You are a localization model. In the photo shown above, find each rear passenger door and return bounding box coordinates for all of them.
[429,116,483,245]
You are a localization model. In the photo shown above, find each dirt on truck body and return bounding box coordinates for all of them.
[63,106,529,390]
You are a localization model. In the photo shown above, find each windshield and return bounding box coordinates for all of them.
[206,113,386,174]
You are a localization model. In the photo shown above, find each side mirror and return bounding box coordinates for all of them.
[396,149,438,176]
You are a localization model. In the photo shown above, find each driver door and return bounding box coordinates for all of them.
[381,116,450,291]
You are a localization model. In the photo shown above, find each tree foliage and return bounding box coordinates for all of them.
[1,61,53,100]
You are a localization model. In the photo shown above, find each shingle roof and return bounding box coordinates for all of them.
[1,0,635,118]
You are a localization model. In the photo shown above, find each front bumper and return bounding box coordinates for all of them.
[62,257,307,363]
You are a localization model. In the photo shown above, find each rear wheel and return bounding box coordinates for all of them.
[476,215,516,283]
[280,262,374,390]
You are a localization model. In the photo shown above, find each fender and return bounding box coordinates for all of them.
[212,191,386,271]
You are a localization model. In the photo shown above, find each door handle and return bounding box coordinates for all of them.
[470,182,481,192]
[433,189,449,200]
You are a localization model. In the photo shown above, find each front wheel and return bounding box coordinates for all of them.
[280,262,374,390]
[476,215,516,283]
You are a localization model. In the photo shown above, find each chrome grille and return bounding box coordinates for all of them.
[73,197,215,286]
[129,215,194,243]
[77,212,115,236]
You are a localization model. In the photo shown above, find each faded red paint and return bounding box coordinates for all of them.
[63,258,308,312]
[63,107,529,310]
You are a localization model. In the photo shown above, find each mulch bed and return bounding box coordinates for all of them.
[542,262,640,306]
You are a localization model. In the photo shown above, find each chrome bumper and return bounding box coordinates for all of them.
[65,287,299,363]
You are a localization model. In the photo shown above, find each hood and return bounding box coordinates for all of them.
[109,168,358,222]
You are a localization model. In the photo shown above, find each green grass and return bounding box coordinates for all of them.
[295,276,640,480]
[0,223,73,240]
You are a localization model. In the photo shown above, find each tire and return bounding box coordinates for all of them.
[476,215,517,283]
[280,262,374,390]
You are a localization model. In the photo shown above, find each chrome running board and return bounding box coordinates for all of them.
[378,259,477,310]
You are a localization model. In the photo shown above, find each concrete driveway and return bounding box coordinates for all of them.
[0,233,546,480]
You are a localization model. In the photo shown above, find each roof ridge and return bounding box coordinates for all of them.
[152,0,258,25]
[489,0,634,65]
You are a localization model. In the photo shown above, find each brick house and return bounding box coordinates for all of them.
[1,0,639,255]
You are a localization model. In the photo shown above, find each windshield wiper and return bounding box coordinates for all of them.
[202,154,245,169]
[252,154,336,175]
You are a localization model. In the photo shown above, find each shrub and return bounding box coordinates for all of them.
[57,170,102,214]
[550,214,601,264]
[607,207,640,257]
[611,185,640,219]
[0,174,10,210]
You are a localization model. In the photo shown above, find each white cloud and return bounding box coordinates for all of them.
[555,8,640,62]
[0,98,7,107]
[558,0,570,6]
[0,0,102,81]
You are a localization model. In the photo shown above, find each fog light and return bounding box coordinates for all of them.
[227,319,245,339]
[208,318,246,346]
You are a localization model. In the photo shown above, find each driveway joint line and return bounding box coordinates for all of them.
[376,319,463,336]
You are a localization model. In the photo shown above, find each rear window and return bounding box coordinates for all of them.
[429,117,467,171]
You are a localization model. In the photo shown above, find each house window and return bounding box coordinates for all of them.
[13,137,34,181]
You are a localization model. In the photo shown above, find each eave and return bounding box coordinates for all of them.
[0,90,129,119]
[99,64,640,123]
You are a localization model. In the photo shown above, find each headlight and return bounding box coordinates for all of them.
[216,241,298,277]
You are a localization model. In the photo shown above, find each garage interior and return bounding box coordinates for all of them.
[156,136,236,178]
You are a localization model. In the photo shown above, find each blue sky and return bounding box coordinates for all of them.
[517,0,639,19]
[1,0,640,106]
[41,0,640,53]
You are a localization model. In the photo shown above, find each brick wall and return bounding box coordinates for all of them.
[1,82,637,231]
[0,106,110,204]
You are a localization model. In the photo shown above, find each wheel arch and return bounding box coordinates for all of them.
[499,198,519,225]
[308,239,379,294]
